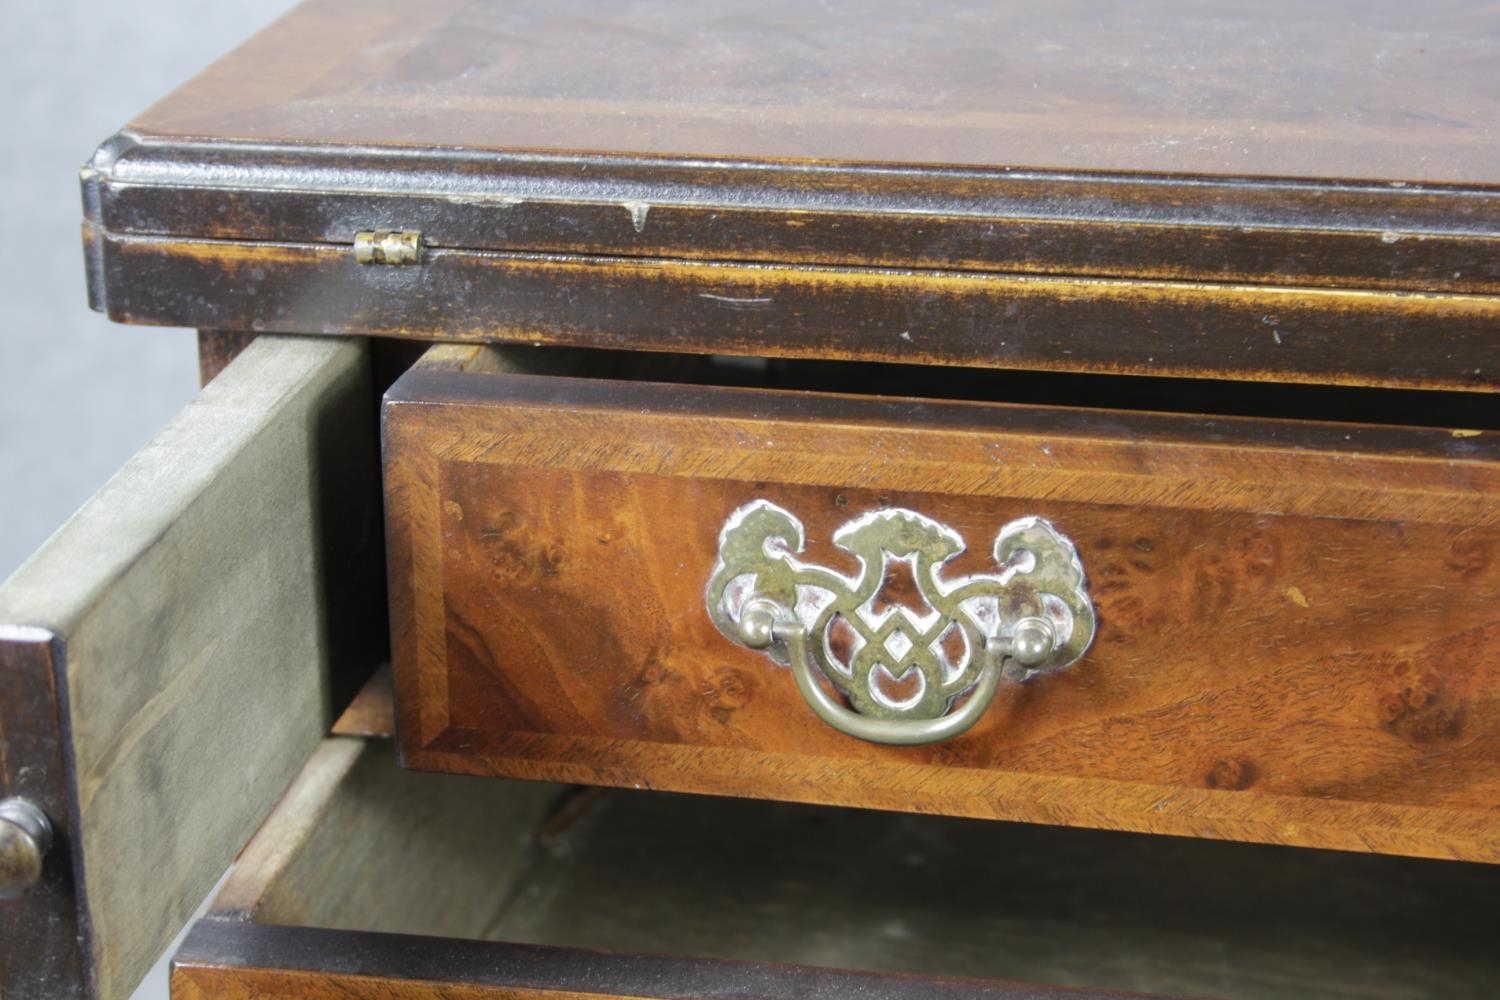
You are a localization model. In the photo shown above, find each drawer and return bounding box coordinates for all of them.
[384,345,1500,862]
[173,731,1500,999]
[0,336,387,1000]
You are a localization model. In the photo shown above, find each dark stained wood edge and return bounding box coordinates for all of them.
[172,918,1175,1000]
[409,342,1500,430]
[84,132,1500,294]
[196,330,258,386]
[0,630,90,1000]
[385,363,1500,471]
[85,234,1500,392]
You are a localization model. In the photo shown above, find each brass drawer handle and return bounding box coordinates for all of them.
[707,501,1095,746]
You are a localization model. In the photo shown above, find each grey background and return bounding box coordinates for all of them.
[1,0,295,581]
[1,2,296,996]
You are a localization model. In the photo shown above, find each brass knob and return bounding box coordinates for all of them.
[0,798,53,899]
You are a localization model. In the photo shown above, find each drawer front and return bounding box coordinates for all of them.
[0,336,384,1000]
[385,349,1500,862]
[170,734,1500,1000]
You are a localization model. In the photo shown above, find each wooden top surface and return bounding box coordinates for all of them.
[132,0,1500,184]
[89,0,1500,379]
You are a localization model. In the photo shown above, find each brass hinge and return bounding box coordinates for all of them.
[353,229,422,265]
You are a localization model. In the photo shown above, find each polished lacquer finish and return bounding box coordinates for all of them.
[385,349,1500,863]
[124,0,1500,181]
[83,0,1500,389]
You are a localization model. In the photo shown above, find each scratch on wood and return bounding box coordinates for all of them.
[699,293,774,310]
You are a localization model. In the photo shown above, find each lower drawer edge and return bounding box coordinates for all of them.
[171,734,1500,1000]
[171,921,1149,1000]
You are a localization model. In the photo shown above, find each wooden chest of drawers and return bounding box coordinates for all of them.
[4,1,1500,998]
[384,345,1500,861]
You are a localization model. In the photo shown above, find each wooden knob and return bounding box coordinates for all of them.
[0,799,52,899]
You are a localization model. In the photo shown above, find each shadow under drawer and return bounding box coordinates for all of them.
[175,736,1500,1000]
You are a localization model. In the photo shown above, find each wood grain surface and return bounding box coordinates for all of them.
[84,233,1500,392]
[173,922,1164,1000]
[0,336,385,1000]
[208,737,560,938]
[85,132,1500,295]
[82,1,1500,383]
[172,736,1500,998]
[184,737,1131,998]
[129,0,1500,184]
[385,352,1500,861]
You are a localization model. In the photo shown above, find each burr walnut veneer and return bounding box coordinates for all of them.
[2,0,1498,997]
[386,345,1500,863]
